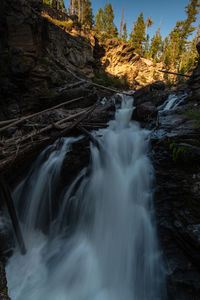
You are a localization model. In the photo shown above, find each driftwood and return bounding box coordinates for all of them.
[58,80,87,92]
[11,108,89,145]
[158,70,191,78]
[91,82,132,96]
[0,118,18,127]
[0,177,26,255]
[0,100,99,173]
[0,96,84,134]
[59,64,132,96]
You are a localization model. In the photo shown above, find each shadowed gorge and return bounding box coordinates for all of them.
[0,0,200,299]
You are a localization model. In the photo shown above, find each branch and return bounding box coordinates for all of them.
[0,96,84,134]
[158,70,191,78]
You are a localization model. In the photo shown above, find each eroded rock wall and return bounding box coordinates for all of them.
[0,0,95,118]
[94,38,166,88]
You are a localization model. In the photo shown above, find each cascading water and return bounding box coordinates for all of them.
[6,95,166,300]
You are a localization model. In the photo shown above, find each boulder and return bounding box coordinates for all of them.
[133,101,158,122]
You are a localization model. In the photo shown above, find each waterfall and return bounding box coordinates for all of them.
[6,94,166,300]
[158,92,187,111]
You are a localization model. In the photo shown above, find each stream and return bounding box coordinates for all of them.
[6,94,166,300]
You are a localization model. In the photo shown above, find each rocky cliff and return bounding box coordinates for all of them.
[0,0,95,119]
[94,38,166,88]
[132,42,200,299]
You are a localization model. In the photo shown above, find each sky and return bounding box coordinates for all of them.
[64,0,199,39]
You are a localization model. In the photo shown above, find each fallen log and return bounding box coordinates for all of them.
[58,80,87,92]
[158,70,191,78]
[0,101,100,173]
[0,177,26,255]
[10,107,92,145]
[60,64,133,96]
[91,82,132,96]
[0,96,84,134]
[0,118,18,127]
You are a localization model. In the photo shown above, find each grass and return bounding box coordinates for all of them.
[93,71,128,89]
[42,13,73,31]
[182,106,200,128]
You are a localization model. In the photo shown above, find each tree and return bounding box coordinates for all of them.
[122,22,128,42]
[119,7,125,39]
[60,0,65,11]
[95,8,104,33]
[103,3,117,36]
[52,0,57,9]
[82,0,94,27]
[165,0,200,70]
[146,16,153,35]
[129,13,146,55]
[150,27,163,61]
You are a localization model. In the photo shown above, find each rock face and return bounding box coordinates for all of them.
[150,99,200,299]
[0,0,95,118]
[132,81,170,123]
[191,42,200,98]
[94,38,165,88]
[0,263,11,300]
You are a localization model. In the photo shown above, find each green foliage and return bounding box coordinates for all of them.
[103,3,116,35]
[129,12,146,55]
[149,27,163,62]
[95,8,104,32]
[165,137,195,163]
[122,22,128,42]
[163,0,200,70]
[82,0,94,27]
[51,0,57,9]
[95,3,118,37]
[43,0,51,5]
[183,107,200,128]
[93,72,126,89]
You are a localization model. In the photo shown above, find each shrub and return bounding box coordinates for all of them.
[93,71,126,89]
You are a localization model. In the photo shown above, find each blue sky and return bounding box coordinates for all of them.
[64,0,199,39]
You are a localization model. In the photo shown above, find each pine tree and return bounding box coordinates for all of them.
[60,0,65,11]
[162,37,172,69]
[122,22,128,42]
[82,0,94,27]
[103,3,117,36]
[129,13,146,55]
[146,16,153,35]
[165,0,200,70]
[52,0,57,9]
[150,27,163,61]
[95,8,104,33]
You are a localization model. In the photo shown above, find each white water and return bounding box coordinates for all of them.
[159,92,187,111]
[7,95,166,300]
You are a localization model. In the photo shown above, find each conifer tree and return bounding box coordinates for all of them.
[95,8,104,33]
[129,13,146,55]
[59,0,65,10]
[122,22,128,42]
[103,3,117,36]
[145,16,153,35]
[150,27,163,61]
[52,0,57,9]
[165,0,200,70]
[82,0,94,27]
